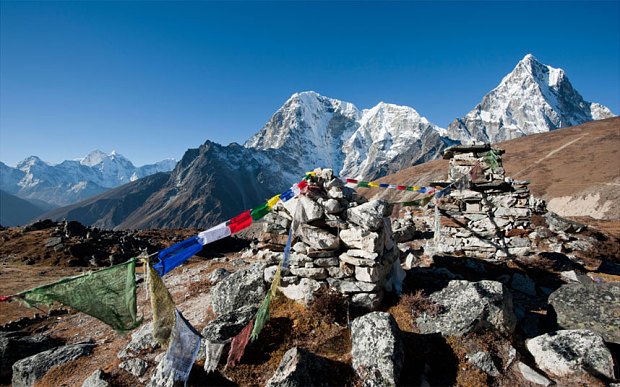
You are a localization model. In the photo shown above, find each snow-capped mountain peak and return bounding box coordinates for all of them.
[446,54,615,143]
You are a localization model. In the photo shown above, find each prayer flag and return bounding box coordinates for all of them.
[267,195,281,209]
[154,236,202,276]
[357,181,370,188]
[280,188,295,202]
[250,202,271,221]
[297,180,309,190]
[204,340,226,374]
[17,258,141,333]
[162,310,201,383]
[197,222,232,245]
[227,319,254,367]
[379,183,389,188]
[148,262,176,348]
[397,186,406,190]
[346,178,358,184]
[250,292,271,341]
[281,227,294,270]
[368,182,379,187]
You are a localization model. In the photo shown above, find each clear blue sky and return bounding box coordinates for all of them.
[1,1,618,167]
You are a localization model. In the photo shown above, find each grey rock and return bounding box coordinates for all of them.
[313,257,339,267]
[346,200,387,231]
[327,279,379,293]
[298,196,324,222]
[279,278,325,305]
[355,264,391,283]
[526,329,615,379]
[392,224,416,243]
[12,343,95,387]
[351,312,403,386]
[44,237,62,248]
[208,267,230,284]
[290,267,328,280]
[201,305,258,343]
[118,322,159,359]
[545,211,586,233]
[0,334,56,381]
[339,253,377,267]
[417,280,516,336]
[324,199,343,214]
[351,292,382,310]
[292,242,308,254]
[516,362,552,386]
[548,282,620,344]
[82,369,109,387]
[339,227,383,253]
[119,358,149,377]
[266,347,330,387]
[297,224,339,251]
[466,351,500,377]
[211,263,267,315]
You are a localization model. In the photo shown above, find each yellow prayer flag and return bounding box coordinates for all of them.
[368,182,380,187]
[267,195,280,209]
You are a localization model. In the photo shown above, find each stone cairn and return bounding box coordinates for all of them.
[432,144,537,260]
[254,168,400,309]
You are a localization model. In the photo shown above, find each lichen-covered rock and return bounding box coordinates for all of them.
[210,263,267,315]
[118,322,159,359]
[297,224,339,251]
[548,282,620,344]
[417,280,516,336]
[12,343,95,387]
[516,362,552,386]
[82,369,109,387]
[351,312,403,386]
[526,330,615,379]
[278,278,325,305]
[466,351,500,377]
[346,200,387,231]
[266,347,330,387]
[119,358,149,377]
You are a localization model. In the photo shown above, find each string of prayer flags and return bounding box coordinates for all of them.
[341,177,435,194]
[153,178,309,277]
[16,258,141,333]
[435,186,451,199]
[204,340,226,374]
[227,319,254,368]
[401,195,434,208]
[162,310,202,383]
[147,261,176,348]
[250,292,271,341]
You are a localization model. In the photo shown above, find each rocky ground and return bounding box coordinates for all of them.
[1,208,619,386]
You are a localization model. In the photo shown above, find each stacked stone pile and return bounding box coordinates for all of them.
[433,144,535,260]
[256,168,401,309]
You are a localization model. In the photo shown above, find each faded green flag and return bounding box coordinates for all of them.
[147,261,176,348]
[17,258,141,333]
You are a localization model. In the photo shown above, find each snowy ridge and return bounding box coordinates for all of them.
[1,150,177,207]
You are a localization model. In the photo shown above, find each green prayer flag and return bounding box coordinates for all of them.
[357,181,370,188]
[148,262,176,348]
[250,292,271,341]
[17,258,142,333]
[250,202,271,221]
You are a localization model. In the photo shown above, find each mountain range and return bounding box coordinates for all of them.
[0,150,177,209]
[34,54,616,229]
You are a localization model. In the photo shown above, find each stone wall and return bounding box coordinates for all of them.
[256,168,400,309]
[433,144,536,260]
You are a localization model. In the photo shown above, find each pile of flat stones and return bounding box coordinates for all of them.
[432,144,540,260]
[254,168,400,309]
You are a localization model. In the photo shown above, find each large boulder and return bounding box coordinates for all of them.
[201,305,258,343]
[266,347,330,387]
[417,280,516,336]
[211,263,267,315]
[545,212,586,233]
[351,312,403,386]
[526,330,615,380]
[0,334,57,382]
[12,343,95,387]
[119,358,149,377]
[548,282,620,344]
[346,200,388,231]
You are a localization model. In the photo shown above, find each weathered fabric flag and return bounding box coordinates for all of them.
[227,319,254,368]
[204,340,226,374]
[250,292,271,341]
[148,262,176,348]
[17,258,141,333]
[162,310,201,383]
[197,222,232,245]
[281,226,294,270]
[154,236,203,276]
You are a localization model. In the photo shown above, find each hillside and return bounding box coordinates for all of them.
[0,190,48,226]
[362,116,620,220]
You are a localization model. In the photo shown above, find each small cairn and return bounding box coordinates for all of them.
[431,144,535,260]
[257,168,401,309]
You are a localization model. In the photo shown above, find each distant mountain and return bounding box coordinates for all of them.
[446,54,615,143]
[0,150,176,207]
[41,54,615,229]
[0,190,48,227]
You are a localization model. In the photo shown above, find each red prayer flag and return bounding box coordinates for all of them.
[227,319,254,368]
[227,210,252,234]
[397,186,406,190]
[346,179,358,184]
[297,180,308,190]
